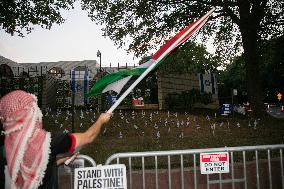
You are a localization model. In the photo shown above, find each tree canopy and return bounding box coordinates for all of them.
[1,0,283,116]
[81,0,283,116]
[0,0,75,36]
[218,34,284,104]
[260,35,284,102]
[81,0,283,57]
[160,41,221,75]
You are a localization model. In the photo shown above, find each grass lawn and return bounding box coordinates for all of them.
[43,108,284,165]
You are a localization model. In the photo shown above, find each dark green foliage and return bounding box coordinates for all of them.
[81,0,283,116]
[260,35,284,103]
[0,0,75,36]
[218,56,247,104]
[165,89,212,110]
[164,92,178,109]
[218,35,284,104]
[81,0,283,59]
[159,41,221,75]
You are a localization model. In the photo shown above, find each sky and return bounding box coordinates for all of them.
[0,2,215,67]
[0,2,139,67]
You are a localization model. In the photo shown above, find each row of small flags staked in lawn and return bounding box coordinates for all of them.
[43,108,261,140]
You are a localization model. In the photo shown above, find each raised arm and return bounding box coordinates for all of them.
[72,113,111,150]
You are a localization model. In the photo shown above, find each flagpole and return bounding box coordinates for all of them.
[107,8,215,113]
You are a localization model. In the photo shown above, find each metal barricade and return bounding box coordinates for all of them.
[58,154,96,189]
[105,144,284,189]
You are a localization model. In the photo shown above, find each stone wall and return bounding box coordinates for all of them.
[157,73,219,110]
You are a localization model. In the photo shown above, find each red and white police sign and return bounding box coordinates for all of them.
[200,152,230,174]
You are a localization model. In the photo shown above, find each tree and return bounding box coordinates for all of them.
[218,56,247,104]
[260,35,284,103]
[0,0,75,36]
[218,34,284,105]
[159,41,221,75]
[81,0,283,116]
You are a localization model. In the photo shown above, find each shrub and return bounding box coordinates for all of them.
[165,89,212,109]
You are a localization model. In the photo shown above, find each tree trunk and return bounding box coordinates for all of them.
[241,34,266,116]
[238,2,267,117]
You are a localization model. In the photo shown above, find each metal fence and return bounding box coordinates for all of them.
[105,144,284,189]
[58,155,96,189]
[0,75,43,102]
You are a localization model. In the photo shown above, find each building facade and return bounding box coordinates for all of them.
[0,55,219,109]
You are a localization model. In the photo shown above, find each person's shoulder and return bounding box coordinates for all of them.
[51,132,71,138]
[50,132,72,145]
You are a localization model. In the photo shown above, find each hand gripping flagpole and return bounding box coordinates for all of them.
[107,8,215,113]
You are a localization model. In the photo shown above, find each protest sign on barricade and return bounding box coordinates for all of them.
[74,164,127,189]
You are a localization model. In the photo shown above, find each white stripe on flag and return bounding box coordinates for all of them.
[101,59,154,94]
[138,59,155,68]
[102,76,133,94]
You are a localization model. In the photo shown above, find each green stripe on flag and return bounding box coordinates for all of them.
[87,67,147,97]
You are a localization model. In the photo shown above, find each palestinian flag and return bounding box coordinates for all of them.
[87,8,215,97]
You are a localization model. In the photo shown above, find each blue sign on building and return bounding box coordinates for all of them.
[71,67,89,106]
[107,95,117,105]
[220,104,233,115]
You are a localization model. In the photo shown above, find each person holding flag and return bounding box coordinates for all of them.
[0,90,111,189]
[0,122,5,188]
[0,7,214,189]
